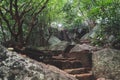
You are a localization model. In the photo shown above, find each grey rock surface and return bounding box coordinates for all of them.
[49,41,70,51]
[48,36,61,46]
[0,45,77,80]
[92,48,120,80]
[70,44,95,53]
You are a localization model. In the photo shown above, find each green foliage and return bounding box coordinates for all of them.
[62,0,83,29]
[85,0,120,47]
[0,0,120,47]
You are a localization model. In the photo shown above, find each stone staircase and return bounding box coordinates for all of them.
[44,57,82,69]
[43,56,95,80]
[14,45,95,80]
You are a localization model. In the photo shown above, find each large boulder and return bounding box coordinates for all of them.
[0,45,77,80]
[48,41,71,56]
[92,48,120,80]
[66,44,94,67]
[49,41,70,51]
[48,36,61,46]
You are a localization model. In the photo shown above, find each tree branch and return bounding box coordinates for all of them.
[2,7,9,12]
[31,0,44,16]
[19,0,32,18]
[14,0,19,20]
[20,7,33,19]
[10,0,14,17]
[34,0,49,17]
[0,9,14,35]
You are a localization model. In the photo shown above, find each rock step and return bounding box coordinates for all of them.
[44,58,81,62]
[74,73,94,80]
[64,68,91,74]
[44,59,82,69]
[52,57,77,61]
[50,59,81,62]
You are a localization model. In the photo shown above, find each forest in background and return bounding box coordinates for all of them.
[0,0,120,49]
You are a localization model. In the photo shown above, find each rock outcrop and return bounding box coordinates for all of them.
[92,48,120,80]
[65,44,94,68]
[0,45,77,80]
[49,41,70,51]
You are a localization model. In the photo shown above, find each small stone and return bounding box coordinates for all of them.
[7,48,14,51]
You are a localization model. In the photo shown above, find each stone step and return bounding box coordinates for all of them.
[64,68,91,74]
[52,57,77,61]
[74,73,94,80]
[44,58,81,63]
[51,59,81,62]
[44,59,82,69]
